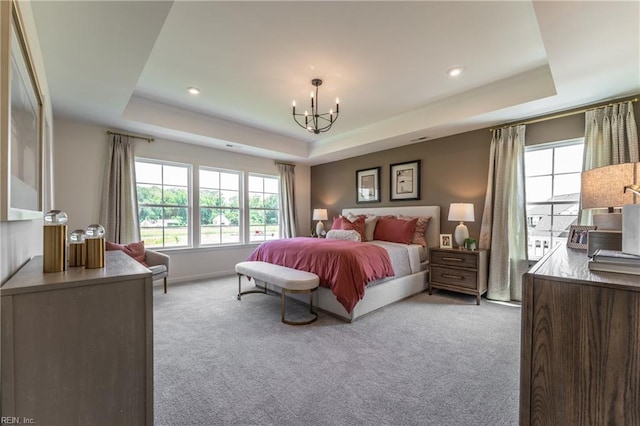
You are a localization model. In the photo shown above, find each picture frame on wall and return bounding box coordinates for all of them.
[356,167,380,203]
[567,225,596,249]
[1,6,44,221]
[439,234,453,249]
[390,160,421,201]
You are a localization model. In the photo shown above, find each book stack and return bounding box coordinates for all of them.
[588,249,640,275]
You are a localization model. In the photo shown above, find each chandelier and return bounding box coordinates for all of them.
[292,79,339,134]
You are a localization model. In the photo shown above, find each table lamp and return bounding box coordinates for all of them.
[581,162,639,230]
[448,203,475,248]
[313,208,328,237]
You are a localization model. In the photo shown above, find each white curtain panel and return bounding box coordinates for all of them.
[580,100,638,225]
[100,134,140,244]
[584,100,638,169]
[277,162,297,238]
[479,125,528,302]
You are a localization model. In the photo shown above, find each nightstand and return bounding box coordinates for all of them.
[429,247,488,304]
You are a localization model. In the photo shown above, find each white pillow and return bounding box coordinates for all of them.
[325,229,362,242]
[345,213,378,241]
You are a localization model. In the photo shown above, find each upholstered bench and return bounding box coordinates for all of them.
[235,261,319,325]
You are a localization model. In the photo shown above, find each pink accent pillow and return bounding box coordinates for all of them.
[106,241,148,266]
[374,217,418,244]
[340,215,366,242]
[331,216,344,230]
[397,215,431,247]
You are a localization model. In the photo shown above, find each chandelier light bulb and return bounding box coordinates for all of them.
[304,110,309,116]
[336,97,340,104]
[292,100,296,107]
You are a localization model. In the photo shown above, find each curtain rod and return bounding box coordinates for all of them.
[107,130,154,143]
[489,97,639,132]
[275,160,296,167]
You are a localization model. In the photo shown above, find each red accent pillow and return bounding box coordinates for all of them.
[340,215,366,242]
[397,215,431,247]
[374,217,418,244]
[106,241,148,266]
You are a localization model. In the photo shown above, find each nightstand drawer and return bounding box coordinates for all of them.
[431,250,478,269]
[430,266,478,290]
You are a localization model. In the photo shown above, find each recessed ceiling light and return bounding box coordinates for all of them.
[447,67,463,77]
[188,86,200,95]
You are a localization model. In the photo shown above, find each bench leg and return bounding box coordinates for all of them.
[237,273,268,301]
[281,288,318,326]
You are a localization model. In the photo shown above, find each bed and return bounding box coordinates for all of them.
[248,205,440,322]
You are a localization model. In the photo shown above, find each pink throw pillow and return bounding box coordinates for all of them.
[106,241,148,266]
[374,217,418,244]
[340,215,367,242]
[331,216,344,230]
[397,215,431,247]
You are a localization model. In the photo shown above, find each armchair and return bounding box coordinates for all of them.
[145,249,170,293]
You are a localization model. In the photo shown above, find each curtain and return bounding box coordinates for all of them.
[583,100,638,169]
[100,134,140,243]
[277,162,297,238]
[580,100,638,224]
[479,125,528,302]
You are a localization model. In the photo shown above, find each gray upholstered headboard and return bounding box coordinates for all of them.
[341,206,441,248]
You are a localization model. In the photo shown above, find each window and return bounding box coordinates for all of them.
[525,140,584,260]
[248,174,280,242]
[136,160,190,248]
[199,168,241,245]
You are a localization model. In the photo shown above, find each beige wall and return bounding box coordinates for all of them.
[310,97,640,242]
[53,118,311,282]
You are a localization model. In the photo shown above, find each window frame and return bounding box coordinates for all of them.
[198,166,243,247]
[247,173,281,242]
[135,158,192,249]
[525,138,584,260]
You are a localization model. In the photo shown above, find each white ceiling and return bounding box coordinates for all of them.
[31,1,640,165]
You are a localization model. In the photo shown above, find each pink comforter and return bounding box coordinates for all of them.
[248,237,395,313]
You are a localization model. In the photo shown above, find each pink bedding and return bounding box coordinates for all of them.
[248,237,395,313]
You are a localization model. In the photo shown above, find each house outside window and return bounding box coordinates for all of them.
[136,159,190,248]
[248,174,280,242]
[525,139,584,260]
[199,167,241,245]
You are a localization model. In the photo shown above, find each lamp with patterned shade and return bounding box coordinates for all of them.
[581,162,639,230]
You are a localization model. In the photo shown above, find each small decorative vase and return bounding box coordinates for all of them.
[68,229,86,267]
[85,224,105,269]
[43,210,68,273]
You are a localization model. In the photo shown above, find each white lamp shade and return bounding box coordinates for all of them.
[448,203,475,222]
[313,209,328,221]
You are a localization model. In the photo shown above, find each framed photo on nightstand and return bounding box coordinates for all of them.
[439,234,453,249]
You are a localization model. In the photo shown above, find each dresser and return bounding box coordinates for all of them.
[1,251,154,426]
[520,244,640,425]
[428,248,488,304]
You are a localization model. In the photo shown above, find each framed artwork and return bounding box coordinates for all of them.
[390,160,421,201]
[356,167,380,203]
[567,225,596,249]
[1,5,44,221]
[439,234,453,249]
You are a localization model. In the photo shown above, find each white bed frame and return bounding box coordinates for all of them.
[256,206,440,322]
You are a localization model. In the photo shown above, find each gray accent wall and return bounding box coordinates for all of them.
[311,128,491,240]
[310,97,640,241]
